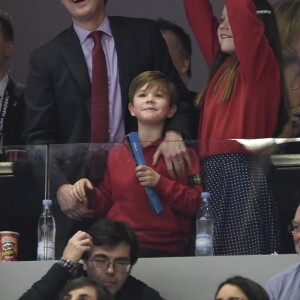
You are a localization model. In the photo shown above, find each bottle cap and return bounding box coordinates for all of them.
[201,192,211,199]
[42,199,52,206]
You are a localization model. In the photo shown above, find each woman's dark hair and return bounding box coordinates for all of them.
[215,276,270,300]
[58,277,112,300]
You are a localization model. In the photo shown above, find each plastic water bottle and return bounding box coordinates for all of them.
[195,192,214,256]
[37,199,56,260]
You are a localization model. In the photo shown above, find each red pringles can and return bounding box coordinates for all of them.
[0,231,19,261]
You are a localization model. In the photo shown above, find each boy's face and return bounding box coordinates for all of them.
[128,84,177,125]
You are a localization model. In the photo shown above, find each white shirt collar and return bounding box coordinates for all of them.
[0,73,9,104]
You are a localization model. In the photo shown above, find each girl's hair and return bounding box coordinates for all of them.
[274,0,300,65]
[215,276,270,300]
[195,0,289,136]
[58,277,112,300]
[128,71,178,106]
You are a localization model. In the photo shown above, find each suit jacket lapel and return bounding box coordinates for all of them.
[4,77,25,146]
[59,26,91,99]
[109,18,132,114]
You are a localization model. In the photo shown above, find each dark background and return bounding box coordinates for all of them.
[1,0,277,92]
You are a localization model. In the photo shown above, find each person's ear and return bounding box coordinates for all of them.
[167,104,177,118]
[179,58,190,75]
[128,103,136,117]
[5,41,13,60]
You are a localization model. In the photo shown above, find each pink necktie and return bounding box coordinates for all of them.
[89,31,109,143]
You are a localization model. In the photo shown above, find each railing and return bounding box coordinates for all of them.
[0,138,299,260]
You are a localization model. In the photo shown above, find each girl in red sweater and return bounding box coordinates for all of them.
[184,0,288,255]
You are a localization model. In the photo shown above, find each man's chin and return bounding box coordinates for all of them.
[105,285,118,295]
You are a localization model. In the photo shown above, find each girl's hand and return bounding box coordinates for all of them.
[136,165,160,187]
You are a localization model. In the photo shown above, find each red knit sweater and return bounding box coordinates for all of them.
[184,0,281,156]
[88,139,202,254]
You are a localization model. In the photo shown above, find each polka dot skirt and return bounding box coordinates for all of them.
[201,153,281,255]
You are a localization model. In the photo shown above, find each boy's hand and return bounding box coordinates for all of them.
[57,184,94,220]
[136,165,160,187]
[153,130,192,179]
[71,178,94,206]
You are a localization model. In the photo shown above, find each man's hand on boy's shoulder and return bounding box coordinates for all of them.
[152,130,192,179]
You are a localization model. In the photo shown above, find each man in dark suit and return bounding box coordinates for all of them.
[0,10,25,153]
[24,0,193,255]
[0,77,25,149]
[0,10,40,261]
[19,220,165,300]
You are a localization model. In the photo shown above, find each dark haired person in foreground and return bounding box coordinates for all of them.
[19,219,165,300]
[215,276,270,300]
[58,277,112,300]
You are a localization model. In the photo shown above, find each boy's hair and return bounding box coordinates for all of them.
[87,219,140,266]
[128,71,178,106]
[0,10,14,42]
[274,0,300,65]
[195,0,288,136]
[156,18,192,78]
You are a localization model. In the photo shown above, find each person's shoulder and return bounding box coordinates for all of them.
[124,276,165,300]
[30,26,74,56]
[8,76,26,97]
[267,262,300,286]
